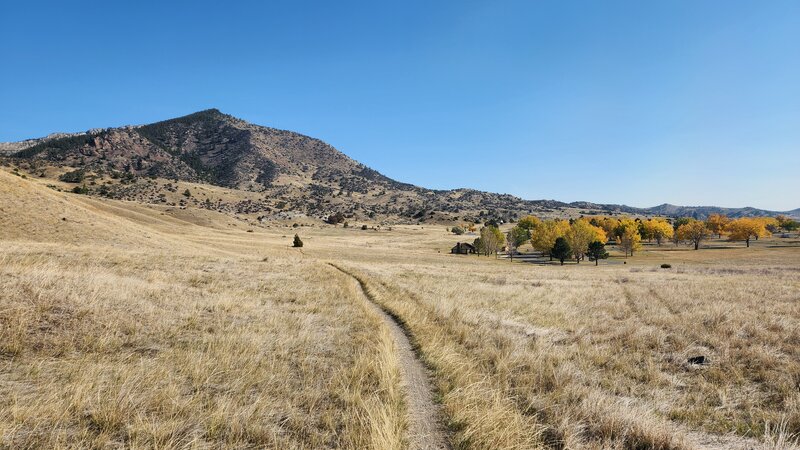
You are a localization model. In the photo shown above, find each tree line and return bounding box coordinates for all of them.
[457,213,798,265]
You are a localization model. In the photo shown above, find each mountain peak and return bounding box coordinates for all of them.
[143,108,232,128]
[3,111,797,222]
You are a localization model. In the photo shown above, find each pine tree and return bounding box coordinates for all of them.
[292,234,303,248]
[587,241,609,266]
[551,237,571,266]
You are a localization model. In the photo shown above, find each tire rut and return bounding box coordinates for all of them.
[329,264,450,450]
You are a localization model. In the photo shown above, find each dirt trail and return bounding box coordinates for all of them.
[330,264,450,450]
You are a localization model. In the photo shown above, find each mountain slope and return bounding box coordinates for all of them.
[3,109,796,221]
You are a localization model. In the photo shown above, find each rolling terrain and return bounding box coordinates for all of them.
[2,168,799,448]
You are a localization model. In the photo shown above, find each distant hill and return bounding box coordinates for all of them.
[2,109,796,222]
[643,203,797,220]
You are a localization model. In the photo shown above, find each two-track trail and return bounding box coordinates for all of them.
[329,263,450,450]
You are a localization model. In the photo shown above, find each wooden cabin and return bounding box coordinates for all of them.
[451,242,477,255]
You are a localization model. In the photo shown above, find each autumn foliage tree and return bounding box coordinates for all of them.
[614,218,642,257]
[478,226,505,257]
[677,219,708,250]
[671,217,692,246]
[596,217,619,242]
[618,227,642,257]
[530,219,570,260]
[706,214,731,239]
[755,217,779,235]
[517,215,542,231]
[642,218,673,246]
[726,218,769,247]
[565,219,607,263]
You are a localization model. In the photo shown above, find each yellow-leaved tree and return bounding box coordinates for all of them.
[517,215,542,231]
[642,218,673,246]
[619,227,642,257]
[705,214,731,239]
[726,218,769,247]
[614,218,642,257]
[755,217,779,235]
[677,219,709,250]
[530,219,569,260]
[597,217,619,242]
[565,219,607,263]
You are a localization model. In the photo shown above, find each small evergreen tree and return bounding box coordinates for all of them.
[183,189,191,198]
[60,169,86,183]
[292,234,303,248]
[587,241,609,266]
[71,185,89,195]
[473,237,484,255]
[551,237,571,266]
[326,212,345,224]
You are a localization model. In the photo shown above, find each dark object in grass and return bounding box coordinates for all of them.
[661,264,672,269]
[687,355,707,365]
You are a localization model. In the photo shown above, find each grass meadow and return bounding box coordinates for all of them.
[1,170,799,449]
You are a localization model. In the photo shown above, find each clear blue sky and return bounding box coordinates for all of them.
[2,1,798,210]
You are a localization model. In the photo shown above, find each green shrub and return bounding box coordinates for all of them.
[59,169,86,183]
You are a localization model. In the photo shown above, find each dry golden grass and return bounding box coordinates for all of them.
[2,169,800,449]
[332,233,800,449]
[0,239,407,448]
